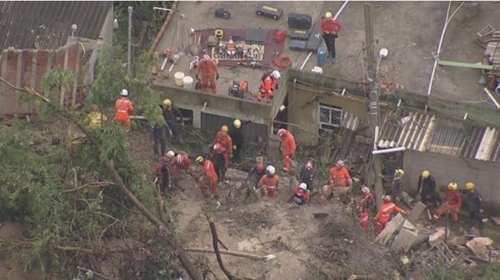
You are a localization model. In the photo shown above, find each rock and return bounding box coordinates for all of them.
[392,220,419,252]
[428,227,450,246]
[375,214,405,245]
[407,201,427,224]
[466,237,493,258]
[490,217,500,226]
[448,236,468,246]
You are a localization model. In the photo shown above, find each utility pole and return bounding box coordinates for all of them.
[127,6,133,75]
[364,3,384,209]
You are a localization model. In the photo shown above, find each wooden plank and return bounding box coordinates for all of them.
[438,60,494,70]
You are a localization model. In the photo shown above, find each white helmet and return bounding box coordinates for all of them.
[166,151,175,158]
[361,185,370,194]
[299,183,307,190]
[266,165,276,175]
[121,89,129,97]
[277,128,286,137]
[213,143,221,151]
[175,154,183,165]
[271,70,281,80]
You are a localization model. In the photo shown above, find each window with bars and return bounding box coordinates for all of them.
[318,104,342,131]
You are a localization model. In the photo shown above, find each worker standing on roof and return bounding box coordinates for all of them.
[299,160,315,192]
[211,125,233,159]
[357,186,375,231]
[257,71,280,103]
[417,170,438,206]
[151,113,169,160]
[433,182,462,222]
[229,119,247,163]
[277,128,296,173]
[85,104,108,129]
[196,156,219,199]
[392,169,405,201]
[374,195,408,234]
[162,99,184,143]
[326,160,352,205]
[464,182,484,230]
[114,89,134,132]
[321,11,343,60]
[196,54,219,94]
[258,165,280,198]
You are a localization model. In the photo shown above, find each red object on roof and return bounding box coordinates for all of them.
[274,30,286,43]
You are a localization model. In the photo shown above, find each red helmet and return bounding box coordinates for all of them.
[256,162,265,172]
[383,195,392,203]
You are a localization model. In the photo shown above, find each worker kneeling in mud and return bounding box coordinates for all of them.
[292,183,310,205]
[257,165,280,198]
[374,195,408,234]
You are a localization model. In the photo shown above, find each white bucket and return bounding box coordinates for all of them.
[183,76,194,89]
[174,72,185,86]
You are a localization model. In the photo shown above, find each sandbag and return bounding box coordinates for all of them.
[287,13,312,29]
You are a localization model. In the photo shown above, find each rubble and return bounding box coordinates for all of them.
[466,237,493,259]
[375,213,405,245]
[391,220,419,252]
[428,227,450,247]
[407,202,427,224]
[490,217,500,226]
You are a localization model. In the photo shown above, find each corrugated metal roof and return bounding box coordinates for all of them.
[0,1,111,50]
[378,111,500,162]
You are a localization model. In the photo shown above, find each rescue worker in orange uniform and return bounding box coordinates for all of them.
[211,125,233,165]
[356,186,375,231]
[433,182,462,222]
[258,165,280,198]
[85,104,108,129]
[195,156,219,199]
[196,54,219,94]
[327,160,353,205]
[114,89,134,132]
[257,70,280,103]
[166,151,196,186]
[292,183,310,205]
[277,128,296,172]
[374,195,408,234]
[210,143,229,181]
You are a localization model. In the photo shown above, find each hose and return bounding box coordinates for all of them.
[272,55,293,69]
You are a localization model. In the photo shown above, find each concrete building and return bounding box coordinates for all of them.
[0,1,114,114]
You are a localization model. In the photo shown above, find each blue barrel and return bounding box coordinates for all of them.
[317,47,327,66]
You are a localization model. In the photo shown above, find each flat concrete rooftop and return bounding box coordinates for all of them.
[152,1,500,107]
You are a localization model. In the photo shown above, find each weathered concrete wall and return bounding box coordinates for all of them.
[0,44,87,115]
[403,150,500,215]
[152,84,275,129]
[288,83,369,145]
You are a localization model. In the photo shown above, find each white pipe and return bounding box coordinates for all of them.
[372,147,406,155]
[300,52,312,70]
[484,88,500,108]
[374,126,380,150]
[426,1,465,96]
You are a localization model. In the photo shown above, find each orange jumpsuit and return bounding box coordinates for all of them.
[357,192,375,231]
[328,166,352,204]
[258,76,275,103]
[170,154,193,177]
[258,174,280,198]
[114,97,134,132]
[197,59,218,94]
[212,131,233,156]
[434,190,462,222]
[374,202,407,234]
[279,130,296,172]
[200,160,219,198]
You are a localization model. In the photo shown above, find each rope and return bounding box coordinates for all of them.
[272,55,293,69]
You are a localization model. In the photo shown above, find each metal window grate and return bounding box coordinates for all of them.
[318,104,342,131]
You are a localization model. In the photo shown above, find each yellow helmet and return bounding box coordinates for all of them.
[233,119,241,129]
[394,168,405,177]
[163,99,172,107]
[195,156,204,164]
[325,12,333,19]
[448,182,458,191]
[422,170,430,178]
[465,182,475,191]
[221,125,229,132]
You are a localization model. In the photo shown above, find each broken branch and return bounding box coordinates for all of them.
[62,181,116,194]
[186,248,275,261]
